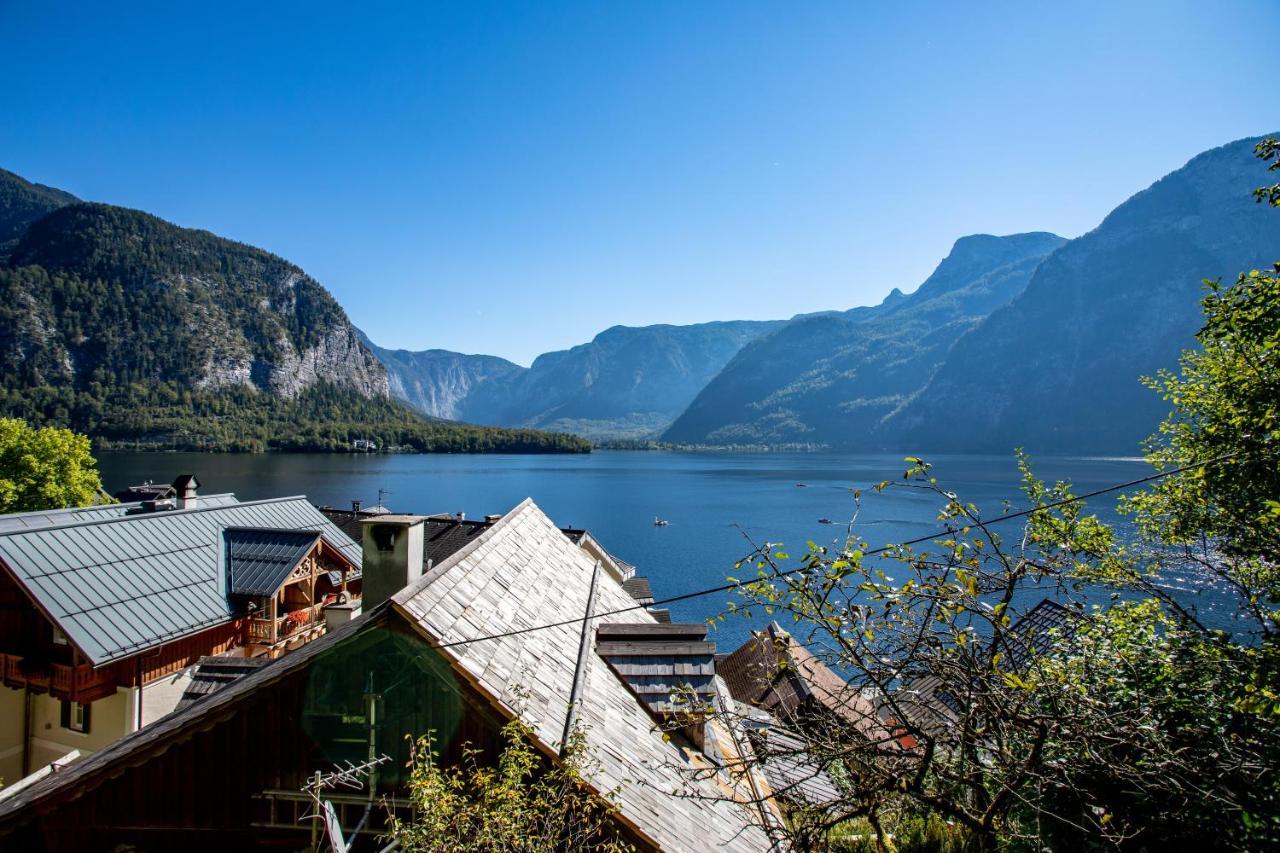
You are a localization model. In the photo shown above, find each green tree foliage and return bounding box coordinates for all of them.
[0,417,106,512]
[388,719,633,853]
[705,141,1280,850]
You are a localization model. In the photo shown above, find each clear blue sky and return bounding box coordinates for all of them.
[2,1,1274,365]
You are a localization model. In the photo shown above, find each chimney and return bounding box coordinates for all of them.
[172,474,200,510]
[352,499,363,514]
[455,511,465,522]
[484,514,502,524]
[360,515,427,609]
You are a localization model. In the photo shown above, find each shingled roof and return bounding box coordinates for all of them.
[719,621,883,740]
[0,496,360,666]
[392,499,773,851]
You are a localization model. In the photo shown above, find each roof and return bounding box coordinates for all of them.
[596,623,718,715]
[0,493,239,534]
[720,622,883,740]
[174,655,271,712]
[1000,598,1077,671]
[393,499,772,852]
[320,507,640,585]
[224,528,322,596]
[0,496,361,666]
[318,508,492,569]
[621,575,654,603]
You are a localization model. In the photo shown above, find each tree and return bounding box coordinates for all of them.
[0,417,107,513]
[387,718,634,853]
[699,140,1280,851]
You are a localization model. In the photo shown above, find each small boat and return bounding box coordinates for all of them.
[653,517,669,527]
[795,483,808,488]
[817,517,833,525]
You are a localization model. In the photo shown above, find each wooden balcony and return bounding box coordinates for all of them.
[1,653,117,702]
[246,603,326,653]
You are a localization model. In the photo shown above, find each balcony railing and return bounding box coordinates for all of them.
[247,603,326,646]
[1,653,116,702]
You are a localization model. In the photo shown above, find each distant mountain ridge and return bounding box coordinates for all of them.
[0,173,589,453]
[0,167,78,250]
[367,319,784,440]
[357,332,524,421]
[884,133,1278,453]
[662,231,1066,445]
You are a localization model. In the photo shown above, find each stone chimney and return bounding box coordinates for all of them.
[360,515,427,608]
[172,474,200,510]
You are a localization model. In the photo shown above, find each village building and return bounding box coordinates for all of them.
[0,498,779,851]
[0,477,362,785]
[719,621,885,740]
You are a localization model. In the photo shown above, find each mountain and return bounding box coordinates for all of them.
[0,168,77,250]
[369,320,784,440]
[357,332,525,420]
[662,232,1066,446]
[0,173,588,453]
[884,134,1278,454]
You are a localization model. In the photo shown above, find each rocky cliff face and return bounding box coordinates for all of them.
[661,232,1066,445]
[883,134,1278,454]
[2,198,389,402]
[358,333,524,419]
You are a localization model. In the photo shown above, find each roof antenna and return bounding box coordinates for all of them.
[377,488,392,509]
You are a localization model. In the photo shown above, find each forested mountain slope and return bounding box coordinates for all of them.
[0,174,588,453]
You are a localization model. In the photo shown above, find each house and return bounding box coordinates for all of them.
[0,477,362,785]
[719,621,885,743]
[0,499,778,851]
[892,598,1078,737]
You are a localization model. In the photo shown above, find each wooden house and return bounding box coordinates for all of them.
[0,479,361,785]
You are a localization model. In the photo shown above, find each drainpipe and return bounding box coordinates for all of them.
[20,686,32,777]
[136,657,143,730]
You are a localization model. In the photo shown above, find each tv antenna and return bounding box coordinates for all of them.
[301,754,391,852]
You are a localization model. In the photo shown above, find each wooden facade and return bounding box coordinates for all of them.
[0,619,550,853]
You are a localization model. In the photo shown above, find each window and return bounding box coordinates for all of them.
[51,627,68,645]
[60,700,90,734]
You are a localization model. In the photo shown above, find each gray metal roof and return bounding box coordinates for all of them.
[0,496,361,666]
[0,494,239,534]
[225,528,322,597]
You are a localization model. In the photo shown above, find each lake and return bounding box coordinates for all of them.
[95,450,1238,650]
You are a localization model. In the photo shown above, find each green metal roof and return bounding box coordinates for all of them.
[0,496,361,666]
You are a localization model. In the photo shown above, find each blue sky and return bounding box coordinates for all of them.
[1,1,1275,365]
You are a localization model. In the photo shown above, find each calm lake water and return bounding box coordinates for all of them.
[96,450,1238,649]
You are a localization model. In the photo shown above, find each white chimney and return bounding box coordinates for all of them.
[360,515,427,608]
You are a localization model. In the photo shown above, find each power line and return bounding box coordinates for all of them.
[433,453,1237,651]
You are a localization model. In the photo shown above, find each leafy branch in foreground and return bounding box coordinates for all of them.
[689,140,1280,852]
[387,718,633,853]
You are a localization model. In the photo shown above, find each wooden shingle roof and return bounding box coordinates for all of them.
[393,499,772,852]
[720,622,883,740]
